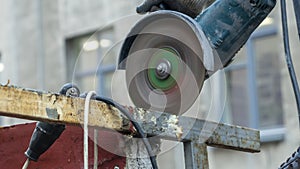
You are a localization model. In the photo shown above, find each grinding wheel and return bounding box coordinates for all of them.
[121,11,209,115]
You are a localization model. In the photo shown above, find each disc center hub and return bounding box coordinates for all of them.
[155,59,172,80]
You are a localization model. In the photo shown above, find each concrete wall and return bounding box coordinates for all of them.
[0,0,140,90]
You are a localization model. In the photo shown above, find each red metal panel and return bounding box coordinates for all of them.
[0,123,126,169]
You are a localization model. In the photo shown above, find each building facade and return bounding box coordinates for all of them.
[0,0,299,168]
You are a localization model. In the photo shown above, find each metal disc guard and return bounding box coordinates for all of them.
[120,11,211,115]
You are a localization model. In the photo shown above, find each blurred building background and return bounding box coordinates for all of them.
[0,0,299,168]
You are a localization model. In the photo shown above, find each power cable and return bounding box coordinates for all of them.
[84,91,97,169]
[94,96,159,169]
[278,0,300,168]
[22,158,30,169]
[280,0,300,128]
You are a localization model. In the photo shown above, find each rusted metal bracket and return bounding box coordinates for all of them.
[0,85,260,168]
[184,142,209,169]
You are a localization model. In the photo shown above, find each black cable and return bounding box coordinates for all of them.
[94,96,159,169]
[281,0,300,128]
[278,1,300,168]
[279,147,300,169]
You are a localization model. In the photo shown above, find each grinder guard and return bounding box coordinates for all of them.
[118,0,276,115]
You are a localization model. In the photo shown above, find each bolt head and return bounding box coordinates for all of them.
[155,59,172,80]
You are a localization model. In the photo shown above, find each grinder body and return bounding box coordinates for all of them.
[119,0,276,114]
[196,0,276,68]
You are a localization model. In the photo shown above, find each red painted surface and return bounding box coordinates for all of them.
[0,123,126,169]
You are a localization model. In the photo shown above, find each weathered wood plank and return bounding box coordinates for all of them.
[0,85,124,130]
[0,85,260,153]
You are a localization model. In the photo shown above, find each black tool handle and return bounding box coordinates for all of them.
[25,83,80,161]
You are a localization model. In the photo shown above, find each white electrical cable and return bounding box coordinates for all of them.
[93,129,98,169]
[84,91,97,169]
[22,158,30,169]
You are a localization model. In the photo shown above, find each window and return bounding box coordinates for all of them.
[66,28,116,97]
[222,12,285,142]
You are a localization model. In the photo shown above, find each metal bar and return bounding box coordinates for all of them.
[0,85,260,153]
[246,41,260,128]
[136,110,260,153]
[184,142,209,169]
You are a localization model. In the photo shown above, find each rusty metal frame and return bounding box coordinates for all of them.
[0,85,260,168]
